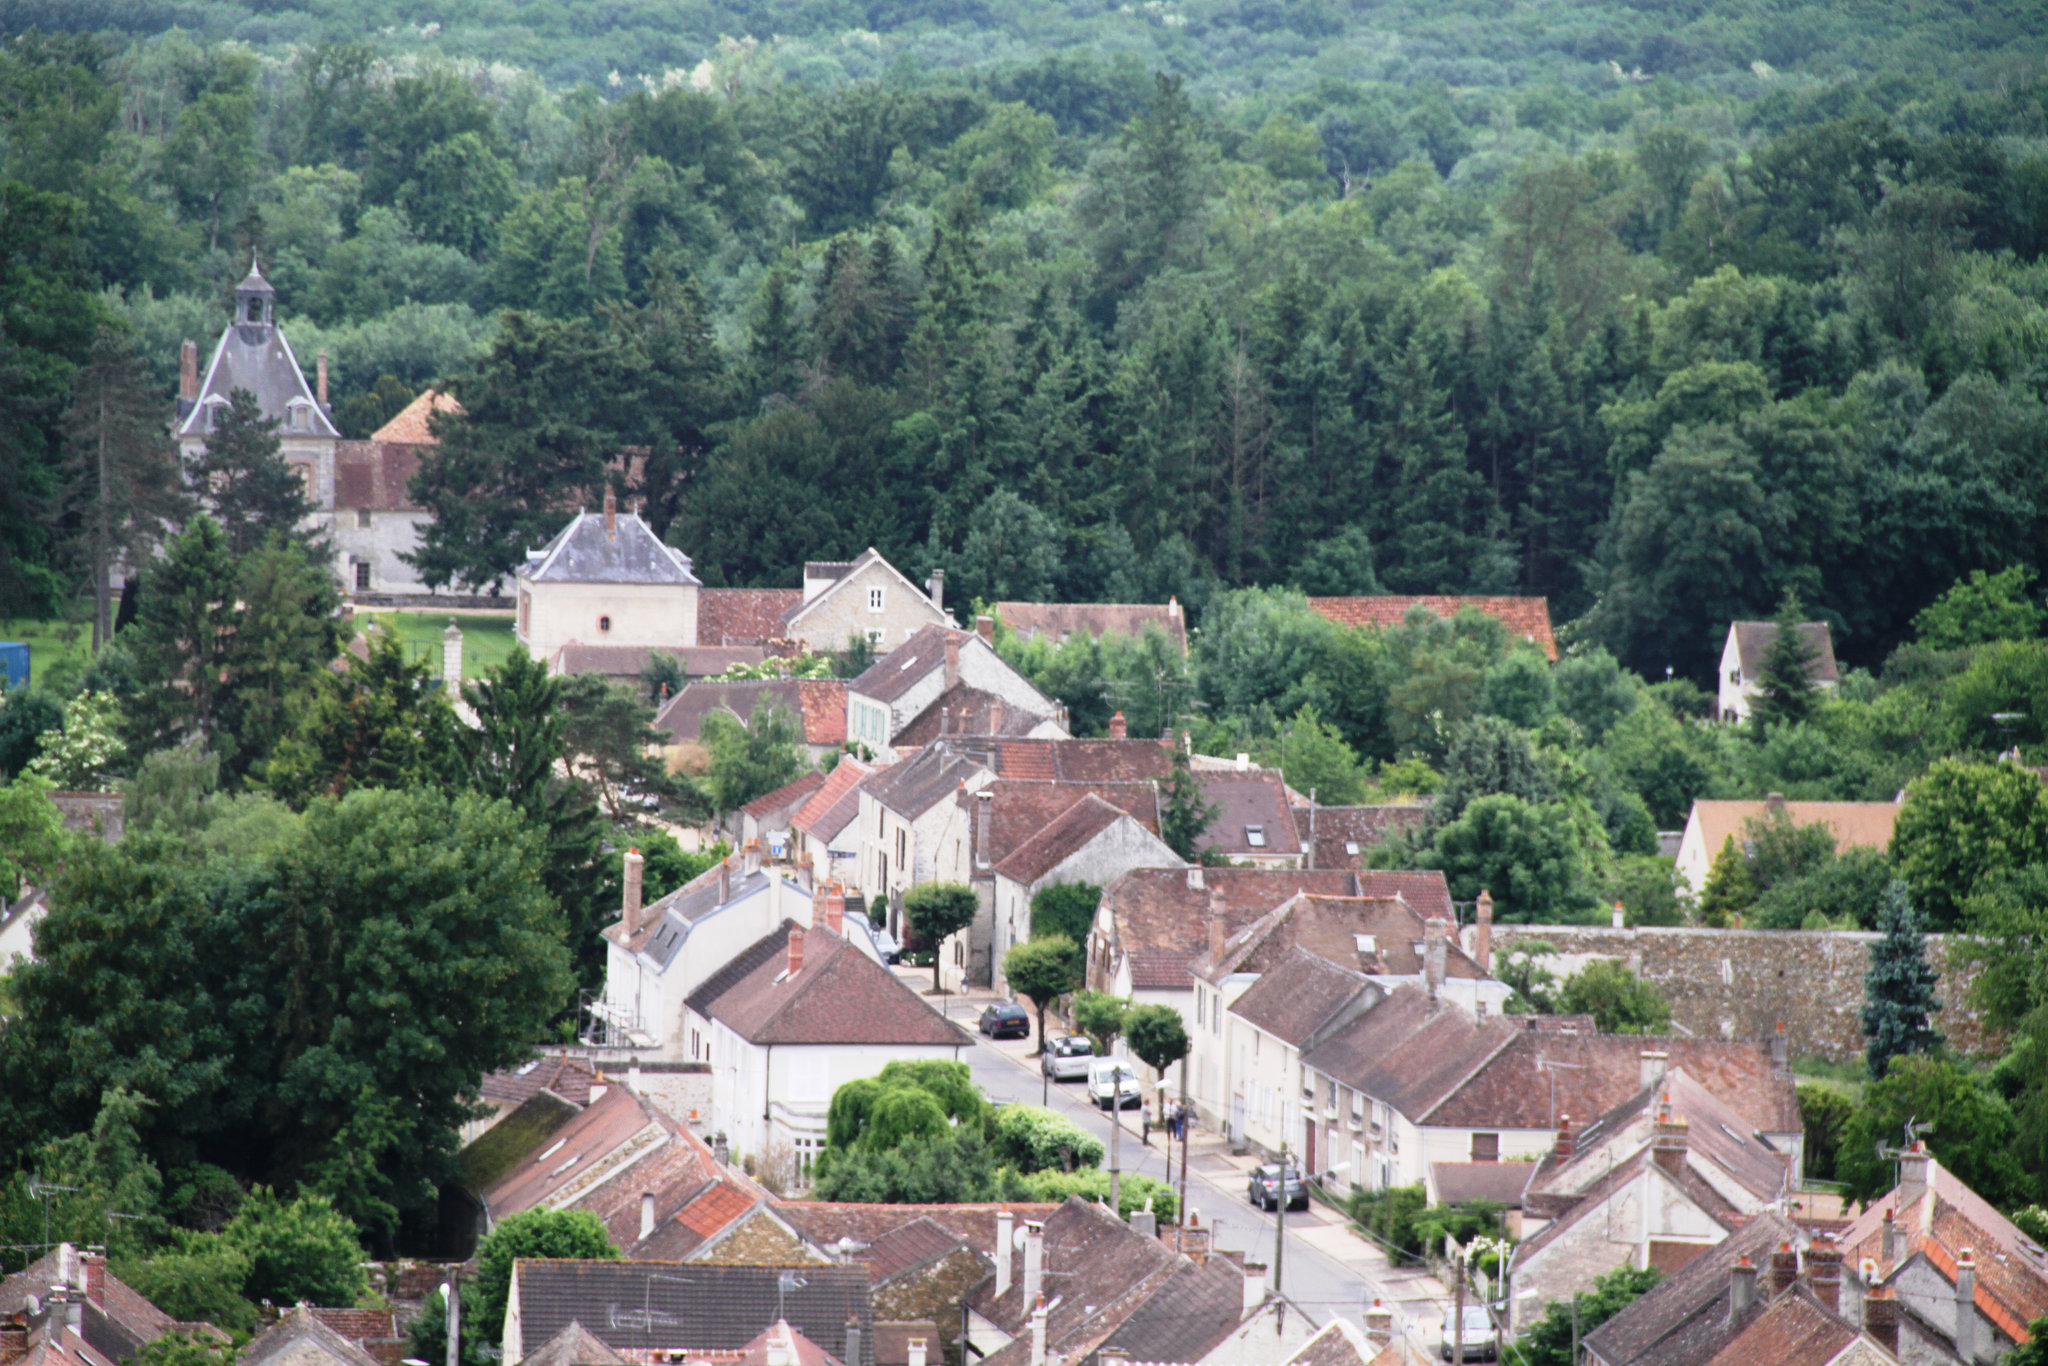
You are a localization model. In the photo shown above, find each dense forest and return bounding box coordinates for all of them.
[2,0,2047,683]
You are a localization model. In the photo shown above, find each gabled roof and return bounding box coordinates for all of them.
[1580,1215,1800,1366]
[894,684,1053,746]
[863,744,993,821]
[519,509,701,586]
[242,1307,382,1366]
[981,738,1176,783]
[479,1053,604,1109]
[1294,804,1431,868]
[1289,1319,1379,1366]
[686,922,970,1047]
[1200,894,1485,985]
[699,588,804,647]
[1308,596,1558,660]
[991,794,1176,886]
[603,861,783,964]
[1685,800,1900,861]
[507,1260,873,1366]
[1431,1161,1536,1207]
[1226,946,1375,1046]
[627,1177,762,1260]
[849,625,975,704]
[734,1321,845,1366]
[1515,1146,1745,1266]
[1300,987,1520,1121]
[1529,1066,1790,1205]
[862,1216,973,1285]
[1700,1287,1865,1366]
[791,758,873,844]
[786,549,945,633]
[1199,771,1305,857]
[1727,621,1839,684]
[0,1245,184,1362]
[1430,1033,1799,1136]
[368,388,461,444]
[473,1084,669,1217]
[520,1321,626,1366]
[965,778,1165,868]
[993,601,1188,654]
[1097,867,1382,962]
[177,309,338,439]
[742,770,829,822]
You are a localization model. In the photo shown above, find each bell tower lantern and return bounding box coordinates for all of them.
[234,253,275,331]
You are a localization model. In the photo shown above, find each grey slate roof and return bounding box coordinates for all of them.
[862,743,991,821]
[519,1322,625,1366]
[849,625,971,704]
[508,1260,874,1366]
[520,510,701,586]
[176,266,338,439]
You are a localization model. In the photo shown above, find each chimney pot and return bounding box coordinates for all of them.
[944,632,961,691]
[1240,1261,1267,1313]
[1028,1293,1048,1366]
[1956,1248,1978,1362]
[787,927,805,977]
[623,847,646,930]
[927,568,945,612]
[1768,1241,1799,1297]
[1612,899,1626,929]
[1424,916,1449,1001]
[1186,866,1204,890]
[1474,889,1494,975]
[1109,711,1128,740]
[908,1339,927,1366]
[639,1192,656,1242]
[1640,1050,1669,1090]
[1807,1237,1843,1314]
[603,485,617,534]
[995,1210,1015,1297]
[976,614,994,644]
[743,838,762,877]
[1363,1300,1393,1348]
[1023,1222,1045,1312]
[1729,1256,1759,1325]
[1652,1113,1690,1177]
[1554,1113,1575,1160]
[975,788,993,871]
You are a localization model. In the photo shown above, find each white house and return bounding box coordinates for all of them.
[788,758,873,887]
[853,741,998,932]
[1716,619,1839,723]
[1217,947,1382,1164]
[682,918,970,1178]
[987,794,1183,996]
[516,492,702,661]
[785,551,955,656]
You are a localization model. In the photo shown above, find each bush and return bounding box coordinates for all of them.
[991,1105,1104,1173]
[1007,1169,1178,1223]
[473,1209,619,1341]
[1556,960,1672,1033]
[1347,1184,1428,1257]
[222,1187,366,1308]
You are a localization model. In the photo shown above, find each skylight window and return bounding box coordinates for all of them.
[1345,841,1361,856]
[1246,825,1267,848]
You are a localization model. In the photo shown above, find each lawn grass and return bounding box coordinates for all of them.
[350,610,522,679]
[0,618,95,694]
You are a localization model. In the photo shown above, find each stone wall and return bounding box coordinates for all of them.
[1475,924,1990,1065]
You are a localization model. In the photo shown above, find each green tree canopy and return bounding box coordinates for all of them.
[1915,567,2044,649]
[1556,960,1673,1034]
[703,699,806,814]
[1003,936,1083,1053]
[1891,758,2048,930]
[1863,880,1943,1078]
[473,1209,618,1343]
[902,882,978,990]
[1835,1055,2026,1207]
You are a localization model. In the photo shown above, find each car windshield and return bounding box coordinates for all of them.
[1058,1039,1090,1054]
[1444,1309,1491,1331]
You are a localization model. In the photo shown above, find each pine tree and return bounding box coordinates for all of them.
[192,387,322,557]
[1375,340,1502,593]
[1863,879,1942,1080]
[1698,835,1757,927]
[1158,744,1220,862]
[57,327,187,651]
[1751,587,1820,733]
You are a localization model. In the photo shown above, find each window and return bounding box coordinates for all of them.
[598,615,613,633]
[1245,825,1267,849]
[868,587,884,612]
[353,562,370,591]
[866,628,884,646]
[1471,1132,1499,1162]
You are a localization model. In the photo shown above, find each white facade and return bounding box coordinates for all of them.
[787,553,953,655]
[847,632,1059,761]
[988,816,1183,996]
[519,578,702,660]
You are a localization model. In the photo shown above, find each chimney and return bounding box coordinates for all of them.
[977,614,994,644]
[1176,1212,1210,1264]
[927,569,945,612]
[1028,1295,1048,1366]
[1022,1220,1045,1307]
[640,1192,656,1242]
[1128,1207,1156,1239]
[1109,711,1127,740]
[787,927,805,977]
[1729,1256,1758,1325]
[1612,900,1626,930]
[995,1210,1015,1297]
[1768,1242,1799,1298]
[718,856,731,904]
[822,886,845,935]
[1640,1050,1669,1090]
[907,1340,927,1366]
[442,619,464,688]
[317,348,329,405]
[1863,1288,1899,1355]
[1900,1141,1931,1189]
[622,847,645,930]
[843,1319,860,1366]
[1880,1209,1899,1268]
[1955,1248,1977,1363]
[1186,866,1204,891]
[944,632,961,691]
[1240,1261,1267,1313]
[180,338,200,402]
[975,789,993,871]
[1807,1237,1842,1315]
[1770,1020,1788,1074]
[1474,889,1493,975]
[1208,885,1228,961]
[604,484,617,534]
[1554,1114,1574,1160]
[1766,791,1786,816]
[1424,917,1449,1001]
[939,705,951,737]
[1652,1111,1689,1177]
[1364,1300,1393,1348]
[743,837,762,877]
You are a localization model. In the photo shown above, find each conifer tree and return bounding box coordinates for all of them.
[1158,744,1219,862]
[1863,879,1942,1079]
[1698,836,1757,927]
[1751,587,1820,733]
[192,387,322,557]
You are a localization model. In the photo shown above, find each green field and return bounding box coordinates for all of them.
[351,611,523,679]
[0,620,95,694]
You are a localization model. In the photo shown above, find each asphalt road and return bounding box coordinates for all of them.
[957,1029,1379,1329]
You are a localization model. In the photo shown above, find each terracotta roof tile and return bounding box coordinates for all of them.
[1226,947,1374,1045]
[894,684,1053,746]
[686,923,971,1047]
[1293,805,1431,868]
[991,795,1155,885]
[480,1054,605,1108]
[771,1201,1059,1259]
[983,738,1175,783]
[993,602,1188,654]
[653,678,846,747]
[1308,596,1558,660]
[1701,1286,1858,1366]
[742,770,828,821]
[699,589,804,647]
[1580,1216,1800,1366]
[791,758,873,844]
[962,779,1166,871]
[1300,987,1520,1120]
[1125,951,1197,990]
[304,1310,398,1344]
[369,388,461,444]
[1097,867,1377,971]
[1430,1032,1798,1135]
[1202,894,1485,984]
[1687,800,1901,861]
[1199,772,1304,857]
[508,1261,873,1366]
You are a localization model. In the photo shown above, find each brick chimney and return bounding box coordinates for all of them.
[1109,710,1127,740]
[1175,1212,1210,1264]
[179,339,199,400]
[1729,1256,1758,1326]
[1807,1237,1842,1314]
[1900,1140,1931,1188]
[944,632,961,691]
[1240,1261,1266,1313]
[927,568,945,612]
[1208,885,1228,961]
[604,485,617,535]
[975,789,993,871]
[977,614,994,644]
[786,927,805,977]
[1768,1242,1799,1298]
[1653,1110,1690,1177]
[820,885,845,935]
[316,348,329,406]
[1612,899,1626,929]
[1364,1300,1393,1348]
[622,847,645,930]
[1955,1248,1977,1362]
[1863,1287,1900,1353]
[1424,916,1449,1001]
[1474,889,1493,974]
[1766,791,1786,816]
[1554,1113,1574,1160]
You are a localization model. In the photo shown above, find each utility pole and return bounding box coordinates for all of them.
[1274,1142,1286,1303]
[1178,1057,1190,1221]
[445,1274,461,1366]
[1108,1071,1122,1214]
[1451,1240,1466,1366]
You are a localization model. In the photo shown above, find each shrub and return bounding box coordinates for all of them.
[991,1105,1104,1173]
[1007,1169,1177,1223]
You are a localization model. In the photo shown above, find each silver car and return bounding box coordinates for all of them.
[1041,1035,1094,1081]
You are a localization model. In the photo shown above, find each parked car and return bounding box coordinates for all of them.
[1246,1163,1309,1211]
[978,1002,1031,1039]
[1087,1058,1142,1109]
[1438,1306,1498,1360]
[871,926,901,963]
[1041,1035,1094,1081]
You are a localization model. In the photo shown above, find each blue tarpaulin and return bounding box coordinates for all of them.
[0,643,26,692]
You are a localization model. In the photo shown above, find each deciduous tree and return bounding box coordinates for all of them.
[1004,936,1083,1054]
[902,883,978,991]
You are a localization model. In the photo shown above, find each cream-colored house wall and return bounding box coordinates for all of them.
[519,580,699,659]
[787,558,950,654]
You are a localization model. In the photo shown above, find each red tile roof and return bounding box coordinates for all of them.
[894,684,1054,746]
[743,770,828,821]
[1308,596,1558,660]
[791,758,873,844]
[1430,1032,1799,1135]
[1700,1287,1858,1366]
[368,388,461,444]
[687,923,971,1047]
[985,739,1175,783]
[1198,771,1303,857]
[1203,894,1485,984]
[653,679,847,747]
[480,1054,605,1108]
[965,779,1166,871]
[1294,805,1431,869]
[333,441,425,511]
[699,589,804,647]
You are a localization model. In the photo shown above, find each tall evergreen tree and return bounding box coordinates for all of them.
[192,388,322,558]
[1752,587,1820,732]
[1158,745,1220,861]
[1376,340,1502,593]
[57,327,187,650]
[123,517,241,756]
[1863,879,1943,1079]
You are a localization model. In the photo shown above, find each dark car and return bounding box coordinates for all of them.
[978,1002,1031,1039]
[1247,1163,1309,1211]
